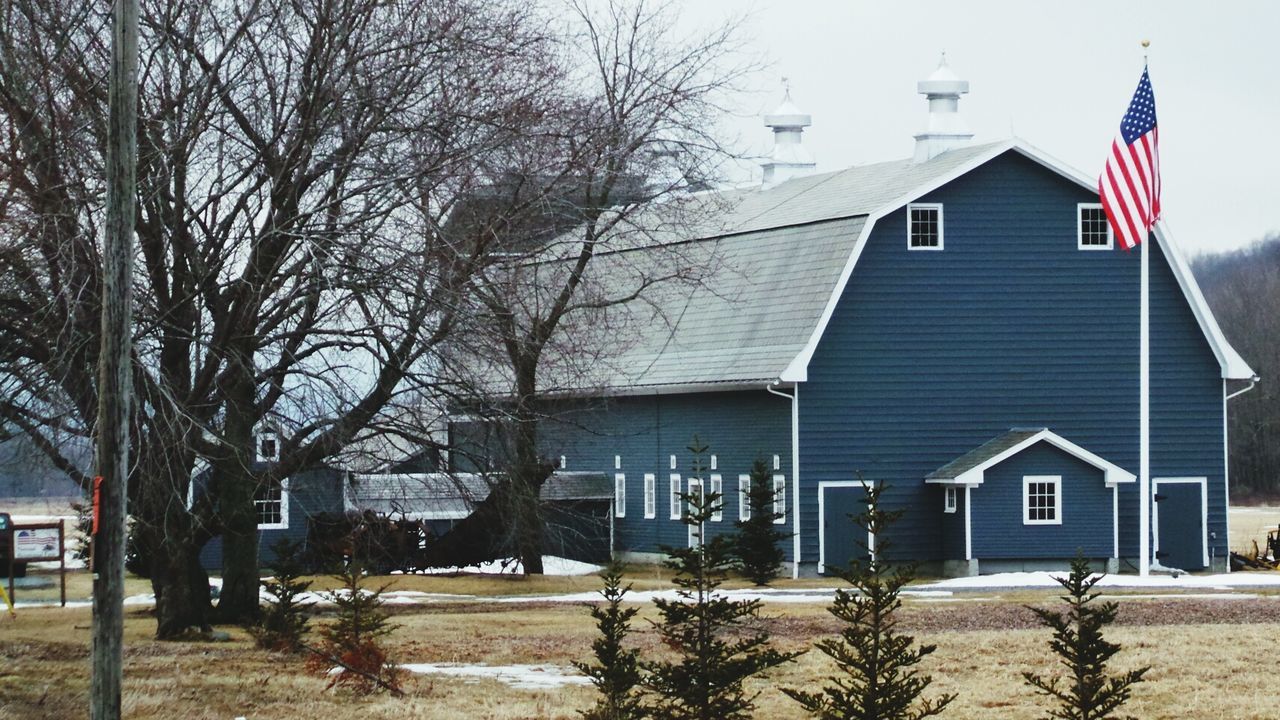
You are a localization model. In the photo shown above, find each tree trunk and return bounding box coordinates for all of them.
[149,533,212,639]
[512,366,545,575]
[215,346,262,624]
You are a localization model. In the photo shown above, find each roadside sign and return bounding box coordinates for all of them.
[13,527,61,561]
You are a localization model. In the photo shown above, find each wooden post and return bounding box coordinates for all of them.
[91,0,139,716]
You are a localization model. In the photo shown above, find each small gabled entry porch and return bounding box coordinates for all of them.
[926,428,1135,576]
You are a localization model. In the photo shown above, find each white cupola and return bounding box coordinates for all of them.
[761,80,816,187]
[913,53,974,163]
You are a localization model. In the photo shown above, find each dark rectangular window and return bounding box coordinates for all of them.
[1078,204,1112,249]
[908,204,942,249]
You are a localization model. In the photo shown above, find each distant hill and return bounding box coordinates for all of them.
[1193,235,1280,501]
[0,435,86,499]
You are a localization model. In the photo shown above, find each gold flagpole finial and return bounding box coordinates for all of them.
[1141,39,1150,67]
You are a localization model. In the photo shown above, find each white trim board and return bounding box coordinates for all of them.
[1152,476,1210,569]
[779,138,1253,383]
[816,480,875,575]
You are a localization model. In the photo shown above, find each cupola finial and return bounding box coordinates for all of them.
[913,53,974,162]
[761,79,815,187]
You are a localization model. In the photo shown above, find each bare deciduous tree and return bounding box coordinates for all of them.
[424,0,756,573]
[0,0,561,634]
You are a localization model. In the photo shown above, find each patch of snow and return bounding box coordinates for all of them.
[412,556,603,576]
[491,587,952,605]
[400,662,591,690]
[917,571,1280,591]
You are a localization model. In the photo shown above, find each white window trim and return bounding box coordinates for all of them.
[772,474,787,524]
[738,474,751,521]
[944,486,957,514]
[643,473,656,519]
[1077,202,1114,250]
[256,477,289,530]
[614,473,626,518]
[907,202,944,251]
[559,455,567,469]
[1023,475,1063,526]
[772,454,781,471]
[256,429,280,463]
[669,474,682,520]
[669,454,677,470]
[614,455,622,470]
[710,455,717,470]
[709,474,723,522]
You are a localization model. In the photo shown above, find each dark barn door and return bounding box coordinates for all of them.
[1154,481,1205,570]
[821,485,871,574]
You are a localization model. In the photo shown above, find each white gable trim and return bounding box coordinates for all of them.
[925,429,1136,488]
[779,138,1254,383]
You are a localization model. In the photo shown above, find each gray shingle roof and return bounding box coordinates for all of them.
[347,471,612,520]
[523,143,1011,393]
[925,429,1046,481]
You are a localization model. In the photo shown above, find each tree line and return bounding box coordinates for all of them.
[0,0,752,638]
[1192,235,1280,501]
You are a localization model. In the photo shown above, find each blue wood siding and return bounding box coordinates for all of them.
[800,150,1225,565]
[199,467,345,571]
[538,391,792,558]
[970,442,1112,559]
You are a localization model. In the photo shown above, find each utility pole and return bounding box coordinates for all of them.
[91,0,138,716]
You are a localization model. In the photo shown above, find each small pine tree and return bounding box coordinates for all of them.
[309,562,402,694]
[785,478,956,720]
[250,538,313,652]
[733,457,789,586]
[645,436,801,720]
[1023,555,1149,720]
[574,562,647,720]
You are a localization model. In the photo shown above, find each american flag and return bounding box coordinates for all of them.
[1099,69,1160,250]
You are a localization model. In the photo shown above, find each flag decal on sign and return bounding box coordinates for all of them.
[1099,68,1161,250]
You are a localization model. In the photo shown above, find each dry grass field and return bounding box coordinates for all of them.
[2,503,1279,718]
[2,570,1280,720]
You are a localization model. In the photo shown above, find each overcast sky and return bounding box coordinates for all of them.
[686,0,1278,256]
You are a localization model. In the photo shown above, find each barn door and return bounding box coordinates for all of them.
[820,483,872,574]
[1153,479,1207,571]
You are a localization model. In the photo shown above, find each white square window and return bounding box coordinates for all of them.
[738,474,751,521]
[669,474,682,519]
[710,474,723,522]
[944,486,957,514]
[1077,203,1113,250]
[643,474,656,519]
[256,478,288,529]
[614,473,626,518]
[772,474,787,524]
[908,203,943,250]
[1023,475,1062,525]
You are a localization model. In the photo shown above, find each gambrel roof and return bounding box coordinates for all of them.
[542,139,1254,394]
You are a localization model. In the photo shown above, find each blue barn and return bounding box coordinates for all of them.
[468,59,1254,577]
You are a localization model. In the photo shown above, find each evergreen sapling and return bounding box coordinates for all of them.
[574,563,647,720]
[250,538,313,652]
[733,457,789,586]
[645,436,801,720]
[308,562,403,694]
[785,478,956,720]
[1023,554,1149,720]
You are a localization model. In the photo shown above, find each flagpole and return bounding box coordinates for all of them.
[1139,229,1151,576]
[1138,40,1152,578]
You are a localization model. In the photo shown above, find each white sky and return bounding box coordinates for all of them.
[686,0,1279,256]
